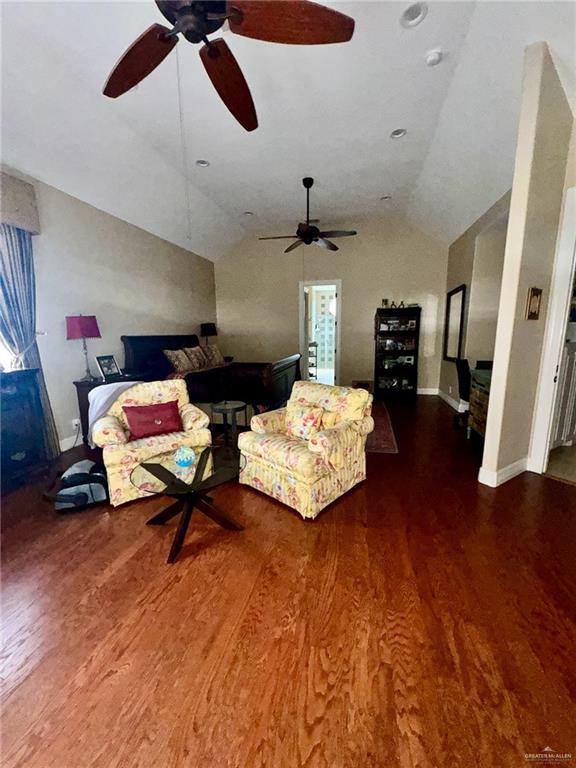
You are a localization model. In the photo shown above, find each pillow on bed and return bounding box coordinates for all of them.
[203,344,225,367]
[163,349,192,372]
[184,346,208,370]
[123,400,183,440]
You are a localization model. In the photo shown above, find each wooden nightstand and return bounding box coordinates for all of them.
[73,373,146,444]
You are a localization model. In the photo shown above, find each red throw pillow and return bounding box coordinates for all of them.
[122,400,183,440]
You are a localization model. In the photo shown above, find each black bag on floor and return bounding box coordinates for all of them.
[45,459,109,513]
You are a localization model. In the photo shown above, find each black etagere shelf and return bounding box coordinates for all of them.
[373,307,421,400]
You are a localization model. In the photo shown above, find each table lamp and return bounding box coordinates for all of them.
[200,322,217,346]
[66,315,101,381]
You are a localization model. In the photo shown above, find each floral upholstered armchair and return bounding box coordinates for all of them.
[238,381,374,520]
[92,380,211,507]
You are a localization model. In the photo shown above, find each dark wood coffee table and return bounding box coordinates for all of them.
[130,446,244,564]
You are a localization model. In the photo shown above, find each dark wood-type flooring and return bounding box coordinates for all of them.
[2,398,575,768]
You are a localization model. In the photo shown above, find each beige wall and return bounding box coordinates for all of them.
[465,218,507,365]
[439,192,510,399]
[29,180,216,445]
[482,42,574,477]
[215,215,448,391]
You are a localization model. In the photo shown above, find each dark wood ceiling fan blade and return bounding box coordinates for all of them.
[199,39,258,131]
[315,237,339,251]
[103,24,177,98]
[259,236,298,240]
[227,1,355,45]
[285,240,304,253]
[319,230,357,238]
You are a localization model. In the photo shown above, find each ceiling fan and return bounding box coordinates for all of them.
[259,177,357,252]
[103,1,355,132]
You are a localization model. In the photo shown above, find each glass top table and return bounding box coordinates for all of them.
[130,446,244,564]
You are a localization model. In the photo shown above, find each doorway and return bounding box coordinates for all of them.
[546,269,576,485]
[299,281,341,385]
[529,187,576,482]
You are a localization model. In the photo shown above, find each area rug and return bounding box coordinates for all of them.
[366,404,398,454]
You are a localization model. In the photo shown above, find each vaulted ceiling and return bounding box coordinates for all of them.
[2,1,574,261]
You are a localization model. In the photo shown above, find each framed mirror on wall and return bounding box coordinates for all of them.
[443,284,466,361]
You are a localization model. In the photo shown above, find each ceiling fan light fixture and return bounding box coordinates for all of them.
[400,2,428,28]
[195,159,210,167]
[390,128,407,139]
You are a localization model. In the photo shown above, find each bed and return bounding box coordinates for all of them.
[121,334,301,412]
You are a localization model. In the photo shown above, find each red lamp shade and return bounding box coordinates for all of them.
[66,315,101,340]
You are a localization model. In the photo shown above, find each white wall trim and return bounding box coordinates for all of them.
[438,389,467,412]
[417,388,439,395]
[478,457,527,487]
[59,435,78,452]
[528,187,576,474]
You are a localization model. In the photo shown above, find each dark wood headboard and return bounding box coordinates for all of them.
[121,334,200,376]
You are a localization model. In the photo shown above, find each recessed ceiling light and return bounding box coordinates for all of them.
[243,211,255,216]
[195,159,210,167]
[380,195,392,201]
[400,2,428,28]
[426,49,444,67]
[390,128,407,139]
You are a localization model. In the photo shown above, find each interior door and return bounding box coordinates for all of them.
[550,339,576,448]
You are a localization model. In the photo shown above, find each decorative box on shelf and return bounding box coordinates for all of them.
[373,307,421,400]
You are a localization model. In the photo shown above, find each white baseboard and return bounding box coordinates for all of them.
[59,435,79,452]
[478,458,527,487]
[417,388,439,395]
[438,389,468,413]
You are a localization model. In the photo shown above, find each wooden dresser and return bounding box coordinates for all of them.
[468,369,492,438]
[1,369,50,491]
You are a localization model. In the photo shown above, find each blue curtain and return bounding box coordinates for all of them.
[0,223,60,459]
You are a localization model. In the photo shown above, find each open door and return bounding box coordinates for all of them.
[299,281,341,385]
[550,338,576,450]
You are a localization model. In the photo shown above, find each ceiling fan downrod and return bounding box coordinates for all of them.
[303,177,314,225]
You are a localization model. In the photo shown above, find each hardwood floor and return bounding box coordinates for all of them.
[2,397,575,768]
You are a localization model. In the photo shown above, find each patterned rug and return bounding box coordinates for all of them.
[366,403,398,454]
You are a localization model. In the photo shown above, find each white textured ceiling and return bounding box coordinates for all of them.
[1,1,574,260]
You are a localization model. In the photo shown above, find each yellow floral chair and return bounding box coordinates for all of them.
[92,380,211,507]
[238,381,374,520]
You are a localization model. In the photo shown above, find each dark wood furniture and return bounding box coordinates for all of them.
[210,400,248,447]
[131,446,243,564]
[121,334,301,413]
[373,307,421,400]
[468,368,492,439]
[1,369,50,491]
[73,373,146,445]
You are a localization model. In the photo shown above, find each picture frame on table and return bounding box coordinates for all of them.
[95,354,121,380]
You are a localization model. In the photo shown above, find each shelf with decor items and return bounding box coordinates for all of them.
[373,307,421,400]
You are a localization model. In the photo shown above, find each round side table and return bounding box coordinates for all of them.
[210,400,248,447]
